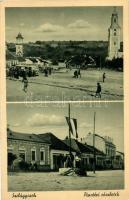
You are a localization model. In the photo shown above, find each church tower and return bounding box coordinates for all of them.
[108,7,121,60]
[16,32,24,57]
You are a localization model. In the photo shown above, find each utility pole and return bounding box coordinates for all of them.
[93,112,96,173]
[68,103,71,155]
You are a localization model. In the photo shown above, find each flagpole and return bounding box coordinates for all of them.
[93,112,96,174]
[68,103,71,156]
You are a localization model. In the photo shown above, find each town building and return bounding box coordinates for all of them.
[63,138,105,170]
[7,129,76,171]
[7,128,51,171]
[16,32,24,57]
[81,133,124,169]
[6,49,19,67]
[82,133,116,156]
[7,128,123,171]
[108,7,123,60]
[114,151,124,169]
[38,133,76,170]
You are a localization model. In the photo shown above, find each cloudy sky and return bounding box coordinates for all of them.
[5,6,123,42]
[7,102,124,152]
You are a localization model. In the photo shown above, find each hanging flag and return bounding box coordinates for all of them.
[72,118,78,138]
[65,117,73,134]
[65,117,78,138]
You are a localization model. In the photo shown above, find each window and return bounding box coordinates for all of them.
[8,145,14,153]
[31,147,36,162]
[40,148,45,165]
[32,151,36,161]
[19,147,26,161]
[114,32,116,36]
[19,151,26,161]
[114,42,116,45]
[40,151,44,161]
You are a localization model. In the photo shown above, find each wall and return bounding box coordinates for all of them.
[82,133,106,154]
[8,139,50,169]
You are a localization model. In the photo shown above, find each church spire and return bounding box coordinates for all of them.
[108,7,121,60]
[110,7,120,29]
[113,6,117,14]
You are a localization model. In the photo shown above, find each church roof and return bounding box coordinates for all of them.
[16,32,24,40]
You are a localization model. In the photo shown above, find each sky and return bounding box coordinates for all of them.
[7,102,124,152]
[5,6,123,42]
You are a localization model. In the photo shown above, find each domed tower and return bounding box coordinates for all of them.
[16,32,24,57]
[108,7,121,60]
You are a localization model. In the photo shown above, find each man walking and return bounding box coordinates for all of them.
[22,76,28,93]
[95,82,101,98]
[103,72,106,83]
[78,68,81,78]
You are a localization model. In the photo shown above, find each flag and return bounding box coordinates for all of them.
[72,118,78,138]
[65,117,78,138]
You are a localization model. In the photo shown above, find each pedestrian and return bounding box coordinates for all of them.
[73,70,78,78]
[78,68,81,78]
[103,72,106,82]
[28,68,32,77]
[22,76,28,93]
[22,69,27,80]
[95,82,101,98]
[44,68,48,77]
[48,67,52,75]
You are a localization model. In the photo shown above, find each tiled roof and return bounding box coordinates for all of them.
[28,57,38,63]
[38,133,73,151]
[63,139,105,156]
[17,57,26,62]
[63,139,81,153]
[6,50,17,60]
[7,129,50,144]
[63,139,93,154]
[87,144,105,156]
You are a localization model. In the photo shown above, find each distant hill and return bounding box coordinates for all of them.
[6,41,123,65]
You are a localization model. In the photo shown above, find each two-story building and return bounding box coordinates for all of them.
[82,133,116,169]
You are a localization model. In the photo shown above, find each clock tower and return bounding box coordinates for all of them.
[108,7,121,60]
[16,32,24,57]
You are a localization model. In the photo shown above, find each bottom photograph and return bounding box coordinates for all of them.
[7,102,124,191]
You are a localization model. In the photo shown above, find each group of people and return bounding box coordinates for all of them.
[7,66,30,93]
[7,66,38,80]
[7,64,106,97]
[73,68,81,78]
[43,67,53,77]
[72,69,106,99]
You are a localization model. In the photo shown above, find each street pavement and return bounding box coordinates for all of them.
[8,170,124,191]
[6,69,123,102]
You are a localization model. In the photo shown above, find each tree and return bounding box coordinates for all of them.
[8,153,17,166]
[105,57,123,71]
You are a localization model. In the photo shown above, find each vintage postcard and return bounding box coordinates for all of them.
[5,3,124,102]
[0,0,129,200]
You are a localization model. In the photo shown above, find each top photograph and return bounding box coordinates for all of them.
[5,6,123,102]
